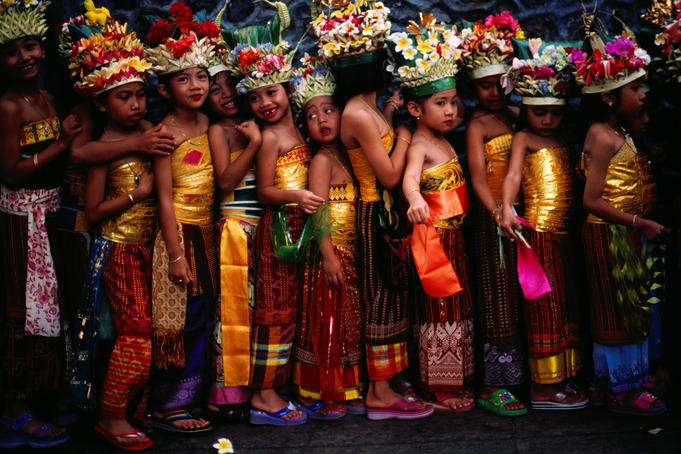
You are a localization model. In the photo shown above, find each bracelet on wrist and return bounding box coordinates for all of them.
[632,215,638,230]
[168,254,183,264]
[396,136,410,145]
[33,154,39,168]
[127,192,135,204]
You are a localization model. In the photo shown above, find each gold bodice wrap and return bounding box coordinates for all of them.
[20,116,60,148]
[220,149,262,222]
[171,134,215,225]
[420,157,468,229]
[100,161,157,245]
[328,182,358,247]
[582,137,657,224]
[483,133,513,204]
[346,130,395,202]
[273,144,311,196]
[521,147,575,233]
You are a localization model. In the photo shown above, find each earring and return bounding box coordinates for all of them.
[417,116,421,121]
[607,101,613,107]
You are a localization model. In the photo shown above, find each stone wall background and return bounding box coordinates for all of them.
[53,0,648,52]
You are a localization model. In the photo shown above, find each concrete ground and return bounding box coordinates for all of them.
[10,400,680,454]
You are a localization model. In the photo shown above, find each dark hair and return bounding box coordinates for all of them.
[332,59,388,106]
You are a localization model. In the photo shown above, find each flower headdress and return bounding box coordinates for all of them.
[291,53,336,111]
[0,0,50,47]
[505,39,577,105]
[571,12,650,94]
[144,2,218,76]
[68,21,153,96]
[459,11,524,80]
[222,1,295,94]
[387,13,462,98]
[57,0,113,57]
[311,0,391,68]
[651,1,681,83]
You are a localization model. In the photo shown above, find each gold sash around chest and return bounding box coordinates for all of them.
[20,116,60,148]
[328,182,358,247]
[219,149,261,221]
[347,130,395,202]
[171,134,215,225]
[582,138,657,223]
[100,161,157,245]
[521,147,575,233]
[420,156,467,229]
[484,133,512,204]
[274,144,310,193]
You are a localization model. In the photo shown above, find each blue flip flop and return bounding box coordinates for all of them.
[249,402,308,426]
[0,411,69,449]
[299,401,346,420]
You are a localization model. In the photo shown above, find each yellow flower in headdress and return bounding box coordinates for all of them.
[83,0,110,26]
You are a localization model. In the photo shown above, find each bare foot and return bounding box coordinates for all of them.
[251,389,303,421]
[480,387,525,411]
[365,379,404,408]
[438,394,474,411]
[98,417,151,448]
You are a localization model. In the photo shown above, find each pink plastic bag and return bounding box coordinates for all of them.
[515,217,551,300]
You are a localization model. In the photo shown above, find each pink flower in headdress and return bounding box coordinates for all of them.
[605,36,635,56]
[484,11,519,31]
[567,47,584,63]
[535,66,555,79]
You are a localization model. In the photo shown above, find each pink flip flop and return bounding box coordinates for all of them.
[366,396,434,421]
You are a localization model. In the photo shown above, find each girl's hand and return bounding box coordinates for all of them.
[169,257,193,286]
[322,253,344,287]
[59,114,83,147]
[136,125,176,156]
[638,218,670,240]
[384,90,403,113]
[135,170,155,199]
[236,121,262,147]
[297,190,324,214]
[406,192,429,224]
[499,206,521,239]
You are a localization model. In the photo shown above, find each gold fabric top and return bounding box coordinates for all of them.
[220,149,262,222]
[100,161,157,245]
[328,182,358,247]
[20,116,60,148]
[420,156,468,229]
[346,130,395,202]
[273,144,311,194]
[171,134,215,225]
[483,133,513,204]
[521,147,575,233]
[582,137,657,224]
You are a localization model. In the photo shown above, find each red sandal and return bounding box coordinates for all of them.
[95,424,153,451]
[608,391,666,416]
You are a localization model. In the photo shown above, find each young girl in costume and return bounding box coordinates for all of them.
[314,1,427,420]
[576,28,666,415]
[461,13,527,415]
[0,1,82,448]
[500,40,588,411]
[204,27,263,422]
[388,17,478,414]
[144,2,220,434]
[223,4,321,426]
[292,57,364,418]
[70,20,157,449]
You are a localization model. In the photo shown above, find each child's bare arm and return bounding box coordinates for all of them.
[85,163,154,223]
[466,119,499,216]
[345,110,409,189]
[212,121,261,195]
[0,101,80,187]
[154,155,193,283]
[402,142,428,224]
[256,130,323,213]
[500,132,527,239]
[71,110,175,165]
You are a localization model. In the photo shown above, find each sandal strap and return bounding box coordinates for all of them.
[489,389,520,407]
[10,411,36,432]
[269,402,298,418]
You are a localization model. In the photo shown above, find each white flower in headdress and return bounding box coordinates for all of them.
[415,57,431,74]
[402,47,417,60]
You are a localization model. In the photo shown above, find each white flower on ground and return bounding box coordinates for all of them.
[213,438,234,454]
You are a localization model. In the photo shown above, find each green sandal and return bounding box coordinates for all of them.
[476,389,527,417]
